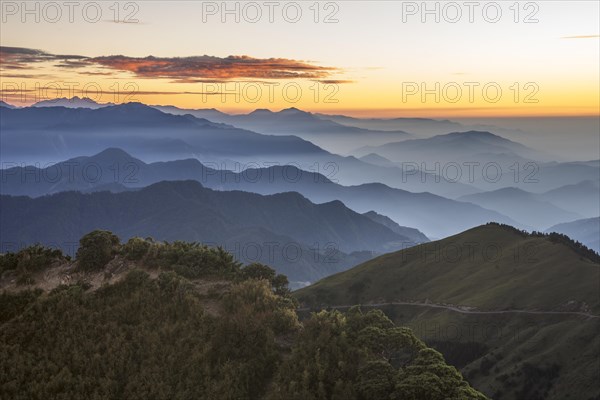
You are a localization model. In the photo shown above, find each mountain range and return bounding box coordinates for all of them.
[0,102,480,197]
[0,180,424,285]
[353,130,548,166]
[0,102,326,162]
[0,148,523,238]
[31,96,113,109]
[352,130,598,193]
[153,105,413,153]
[15,101,593,200]
[314,113,467,136]
[457,187,586,228]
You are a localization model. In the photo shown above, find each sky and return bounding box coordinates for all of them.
[1,0,599,117]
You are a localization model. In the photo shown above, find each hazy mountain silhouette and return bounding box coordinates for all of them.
[315,113,466,136]
[154,105,413,153]
[522,161,600,192]
[351,131,592,193]
[541,180,600,217]
[0,180,419,284]
[153,104,229,121]
[1,148,523,238]
[358,153,396,167]
[0,100,17,109]
[32,96,112,109]
[0,103,328,164]
[354,130,544,163]
[458,187,583,229]
[0,105,480,197]
[458,180,600,222]
[546,217,600,252]
[362,211,429,243]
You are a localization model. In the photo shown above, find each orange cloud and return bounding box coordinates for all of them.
[90,54,337,82]
[0,46,339,83]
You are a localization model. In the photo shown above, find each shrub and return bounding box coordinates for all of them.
[0,245,67,283]
[241,263,291,296]
[76,230,120,271]
[122,237,152,261]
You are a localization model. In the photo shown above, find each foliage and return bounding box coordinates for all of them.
[0,272,296,400]
[0,244,68,284]
[76,230,120,271]
[121,237,152,261]
[146,241,242,279]
[268,306,487,400]
[0,233,486,400]
[489,222,600,262]
[241,263,291,296]
[393,348,486,399]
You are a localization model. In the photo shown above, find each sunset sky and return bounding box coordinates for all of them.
[1,1,598,117]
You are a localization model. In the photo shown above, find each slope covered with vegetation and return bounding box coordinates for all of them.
[295,223,600,400]
[296,223,600,312]
[0,231,486,400]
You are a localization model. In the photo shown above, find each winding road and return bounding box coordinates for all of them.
[298,301,599,319]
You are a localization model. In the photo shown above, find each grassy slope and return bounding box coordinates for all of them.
[295,224,600,400]
[295,224,599,313]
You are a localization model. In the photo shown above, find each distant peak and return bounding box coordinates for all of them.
[446,130,501,139]
[321,199,346,208]
[119,101,147,108]
[88,148,139,163]
[145,180,205,192]
[37,96,100,104]
[0,100,16,108]
[361,153,392,161]
[280,107,306,114]
[249,108,273,115]
[94,147,133,157]
[363,210,380,217]
[105,102,158,113]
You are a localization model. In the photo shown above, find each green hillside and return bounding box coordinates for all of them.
[295,224,600,400]
[296,223,599,313]
[0,231,486,400]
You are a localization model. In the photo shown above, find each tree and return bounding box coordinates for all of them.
[393,348,487,400]
[241,263,291,296]
[76,230,120,271]
[357,360,397,400]
[122,237,151,261]
[241,263,276,281]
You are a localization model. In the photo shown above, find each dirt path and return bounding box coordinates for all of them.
[298,301,599,319]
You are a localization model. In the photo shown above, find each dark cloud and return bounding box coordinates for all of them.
[316,79,354,84]
[0,89,234,97]
[0,46,88,70]
[0,46,339,82]
[0,73,57,79]
[77,71,114,76]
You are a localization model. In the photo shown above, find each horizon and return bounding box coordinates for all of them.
[2,1,599,117]
[2,96,600,120]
